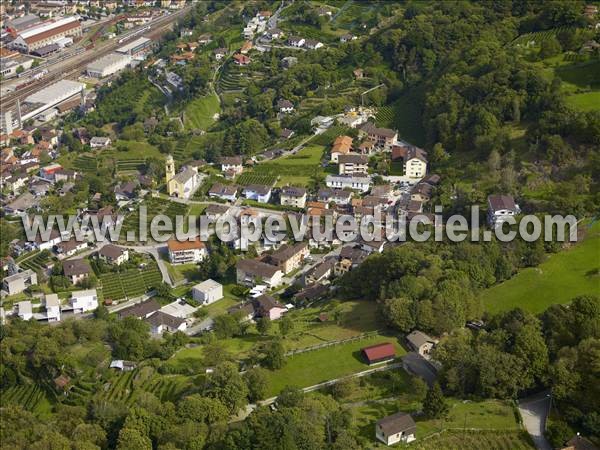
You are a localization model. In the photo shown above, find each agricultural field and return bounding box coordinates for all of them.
[483,221,600,314]
[72,153,98,173]
[411,431,534,450]
[184,93,220,131]
[235,172,278,186]
[251,145,326,187]
[99,263,162,301]
[20,250,53,273]
[511,26,573,48]
[218,62,247,92]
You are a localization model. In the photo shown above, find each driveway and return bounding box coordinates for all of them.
[518,392,552,450]
[401,352,438,386]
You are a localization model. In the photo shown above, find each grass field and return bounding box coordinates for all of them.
[264,334,405,397]
[483,221,600,314]
[411,430,534,450]
[184,93,220,130]
[252,145,325,187]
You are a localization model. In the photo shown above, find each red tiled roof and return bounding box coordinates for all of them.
[362,342,395,363]
[24,20,80,45]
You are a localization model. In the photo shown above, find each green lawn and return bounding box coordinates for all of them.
[564,91,600,111]
[483,222,600,314]
[352,397,522,447]
[113,140,163,159]
[410,430,534,450]
[252,145,325,187]
[184,93,220,130]
[264,334,406,397]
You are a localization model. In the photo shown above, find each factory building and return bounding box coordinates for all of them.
[86,53,132,78]
[20,79,85,123]
[10,16,82,53]
[115,37,154,58]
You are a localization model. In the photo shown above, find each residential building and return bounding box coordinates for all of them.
[338,153,369,175]
[62,258,92,285]
[410,183,433,203]
[280,186,307,208]
[318,188,352,205]
[253,294,287,320]
[204,204,230,220]
[98,245,129,265]
[56,239,88,257]
[145,311,187,335]
[213,47,227,60]
[243,184,272,203]
[392,145,428,179]
[208,183,238,201]
[358,122,398,150]
[118,299,160,319]
[220,156,243,175]
[70,289,98,313]
[375,412,417,445]
[2,269,38,295]
[487,194,520,227]
[280,128,294,139]
[334,246,368,276]
[227,302,255,322]
[265,242,309,274]
[233,53,250,65]
[304,259,334,285]
[406,330,437,357]
[277,99,294,113]
[330,135,353,162]
[192,279,223,305]
[305,39,323,49]
[236,259,283,287]
[45,294,61,322]
[4,192,39,215]
[362,342,396,365]
[326,174,371,192]
[167,238,207,264]
[340,33,357,43]
[288,36,305,47]
[90,137,111,148]
[114,181,137,201]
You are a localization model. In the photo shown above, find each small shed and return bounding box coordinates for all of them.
[361,342,396,365]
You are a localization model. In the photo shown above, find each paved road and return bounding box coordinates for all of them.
[401,352,438,386]
[518,392,552,450]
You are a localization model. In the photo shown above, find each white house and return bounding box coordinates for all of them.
[243,184,272,203]
[406,330,437,358]
[90,137,111,148]
[487,194,520,227]
[98,244,129,265]
[192,279,223,305]
[326,174,371,193]
[70,289,98,313]
[236,259,283,287]
[288,36,305,47]
[45,293,61,322]
[305,39,324,50]
[145,311,187,335]
[338,153,369,175]
[219,156,243,176]
[167,238,208,264]
[375,412,416,446]
[280,186,307,208]
[208,183,238,201]
[277,99,294,113]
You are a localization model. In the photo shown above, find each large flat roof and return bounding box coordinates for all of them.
[25,80,85,105]
[116,37,151,53]
[87,52,131,72]
[19,16,79,40]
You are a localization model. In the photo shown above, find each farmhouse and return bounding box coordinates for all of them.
[62,258,92,285]
[236,258,283,287]
[487,194,520,227]
[280,186,307,208]
[406,330,437,357]
[253,294,287,320]
[192,279,223,305]
[98,244,129,265]
[375,412,416,445]
[167,238,207,264]
[362,342,396,365]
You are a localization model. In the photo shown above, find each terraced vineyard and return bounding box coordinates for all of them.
[375,106,394,128]
[20,250,52,273]
[511,26,573,47]
[218,63,246,92]
[116,158,146,174]
[2,384,52,416]
[235,172,278,186]
[73,154,98,173]
[99,263,162,301]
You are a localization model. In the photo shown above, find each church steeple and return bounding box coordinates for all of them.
[165,154,175,184]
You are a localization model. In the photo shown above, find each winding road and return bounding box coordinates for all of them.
[518,392,552,450]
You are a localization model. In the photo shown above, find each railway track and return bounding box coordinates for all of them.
[1,6,190,111]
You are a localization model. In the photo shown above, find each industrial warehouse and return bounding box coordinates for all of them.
[8,16,82,53]
[86,52,132,78]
